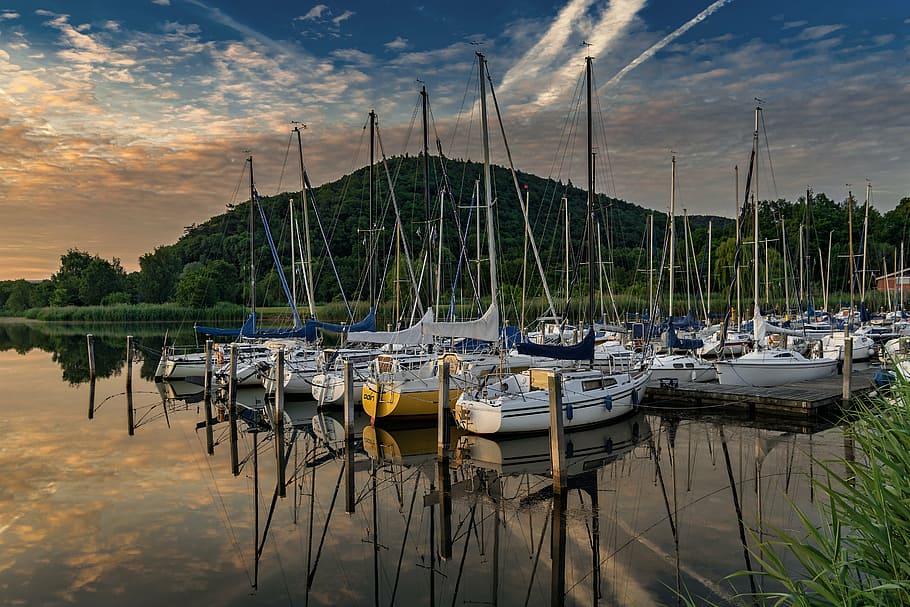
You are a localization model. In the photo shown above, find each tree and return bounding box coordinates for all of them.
[50,249,94,306]
[138,246,180,303]
[79,257,125,305]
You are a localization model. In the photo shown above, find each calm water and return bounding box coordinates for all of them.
[0,322,855,606]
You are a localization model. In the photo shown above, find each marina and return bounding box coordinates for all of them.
[0,323,895,606]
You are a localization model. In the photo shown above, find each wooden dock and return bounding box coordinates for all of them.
[642,368,880,416]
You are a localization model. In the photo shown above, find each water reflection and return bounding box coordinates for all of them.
[0,321,198,384]
[2,343,861,606]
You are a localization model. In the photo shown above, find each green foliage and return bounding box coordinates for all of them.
[138,246,180,303]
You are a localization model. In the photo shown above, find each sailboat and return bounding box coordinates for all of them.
[356,79,509,420]
[454,54,651,435]
[715,106,837,387]
[648,155,716,385]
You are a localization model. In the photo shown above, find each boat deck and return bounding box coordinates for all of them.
[642,368,880,416]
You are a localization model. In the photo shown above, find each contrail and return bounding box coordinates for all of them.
[605,0,735,88]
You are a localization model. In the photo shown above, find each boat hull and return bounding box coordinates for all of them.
[715,349,838,386]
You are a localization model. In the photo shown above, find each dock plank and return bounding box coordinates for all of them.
[643,369,879,416]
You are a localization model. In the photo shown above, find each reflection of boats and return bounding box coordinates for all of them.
[453,411,648,477]
[156,378,205,403]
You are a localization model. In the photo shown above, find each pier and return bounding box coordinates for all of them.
[642,368,880,416]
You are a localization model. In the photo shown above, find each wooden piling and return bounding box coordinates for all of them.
[86,334,96,379]
[437,455,453,560]
[88,377,96,420]
[842,337,853,405]
[550,491,568,604]
[274,348,286,498]
[343,360,354,436]
[548,372,567,493]
[126,335,135,436]
[437,362,451,457]
[126,335,134,390]
[343,359,356,513]
[228,343,240,476]
[203,340,214,455]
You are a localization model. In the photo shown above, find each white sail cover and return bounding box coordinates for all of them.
[346,309,435,345]
[422,302,500,342]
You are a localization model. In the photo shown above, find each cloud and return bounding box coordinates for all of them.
[298,4,328,22]
[332,10,354,27]
[0,11,20,20]
[797,24,845,40]
[385,36,408,51]
[151,0,170,5]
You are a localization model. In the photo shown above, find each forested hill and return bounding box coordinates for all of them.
[148,153,733,309]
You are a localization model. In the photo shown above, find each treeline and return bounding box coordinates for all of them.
[2,155,909,320]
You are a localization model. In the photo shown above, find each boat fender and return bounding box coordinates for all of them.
[631,388,639,408]
[565,401,573,420]
[604,437,613,454]
[604,394,613,411]
[566,440,574,458]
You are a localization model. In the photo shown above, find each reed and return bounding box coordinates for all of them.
[23,302,246,323]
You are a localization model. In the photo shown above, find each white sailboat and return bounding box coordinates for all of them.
[715,105,837,387]
[454,54,651,434]
[649,155,716,385]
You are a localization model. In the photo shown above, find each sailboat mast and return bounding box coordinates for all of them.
[369,110,376,310]
[848,188,855,336]
[735,165,741,329]
[294,126,317,318]
[477,52,498,304]
[586,55,595,326]
[248,156,256,322]
[669,155,676,320]
[421,85,434,307]
[861,181,871,304]
[706,220,712,324]
[752,106,761,324]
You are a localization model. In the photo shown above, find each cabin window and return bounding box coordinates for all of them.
[774,352,793,359]
[603,377,617,387]
[673,363,683,369]
[582,379,603,391]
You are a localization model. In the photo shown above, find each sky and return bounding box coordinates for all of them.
[0,0,907,280]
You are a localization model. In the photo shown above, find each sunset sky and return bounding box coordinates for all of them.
[0,1,907,280]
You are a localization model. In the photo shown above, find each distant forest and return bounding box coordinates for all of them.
[3,154,909,325]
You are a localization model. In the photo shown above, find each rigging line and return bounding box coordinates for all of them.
[181,417,254,585]
[484,57,558,319]
[759,110,779,201]
[274,130,294,196]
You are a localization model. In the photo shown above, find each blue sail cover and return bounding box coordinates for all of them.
[305,309,376,336]
[196,310,376,341]
[515,328,595,360]
[196,312,312,339]
[665,322,703,351]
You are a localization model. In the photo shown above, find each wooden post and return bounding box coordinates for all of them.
[86,334,96,379]
[126,335,134,390]
[228,343,240,476]
[344,359,356,513]
[548,372,567,493]
[437,362,451,457]
[436,454,452,560]
[88,377,96,420]
[842,336,853,405]
[343,359,354,436]
[203,340,214,454]
[550,491,568,604]
[126,335,135,436]
[275,348,286,498]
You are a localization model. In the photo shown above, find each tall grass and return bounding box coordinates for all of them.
[23,302,245,323]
